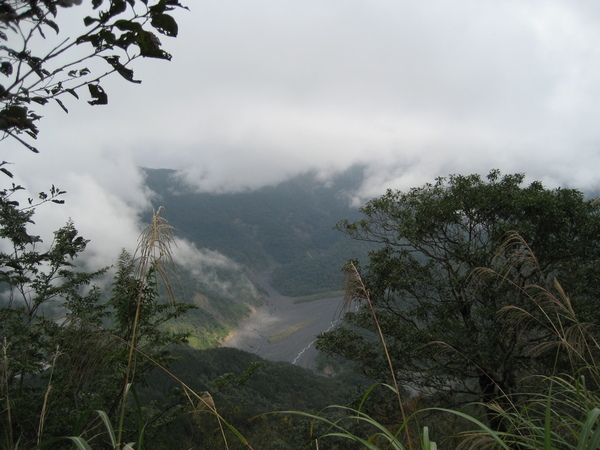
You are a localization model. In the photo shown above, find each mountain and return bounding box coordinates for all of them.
[143,166,369,295]
[140,346,367,449]
[142,166,374,355]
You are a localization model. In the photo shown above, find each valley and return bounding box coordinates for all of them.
[222,269,344,369]
[143,166,375,364]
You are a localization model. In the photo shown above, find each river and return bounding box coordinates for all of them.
[222,269,344,370]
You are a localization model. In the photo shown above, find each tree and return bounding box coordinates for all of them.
[0,0,185,154]
[316,170,600,412]
[0,1,192,446]
[0,183,106,446]
[0,189,193,446]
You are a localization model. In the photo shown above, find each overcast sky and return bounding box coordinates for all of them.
[4,0,600,269]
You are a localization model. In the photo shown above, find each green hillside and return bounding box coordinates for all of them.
[140,346,367,449]
[143,166,373,298]
[163,264,265,348]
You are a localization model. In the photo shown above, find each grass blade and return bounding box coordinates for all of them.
[428,408,511,450]
[94,410,117,448]
[577,407,600,450]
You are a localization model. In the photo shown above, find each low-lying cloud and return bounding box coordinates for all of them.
[3,1,600,271]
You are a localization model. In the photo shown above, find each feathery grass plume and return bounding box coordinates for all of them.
[135,206,178,304]
[193,392,231,449]
[147,355,253,449]
[111,208,252,449]
[340,261,413,449]
[470,232,600,379]
[457,232,600,448]
[117,207,178,448]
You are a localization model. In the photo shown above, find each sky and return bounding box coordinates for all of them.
[4,0,600,269]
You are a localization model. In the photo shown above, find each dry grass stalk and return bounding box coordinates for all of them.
[341,262,413,449]
[82,321,253,448]
[37,345,61,446]
[73,208,247,449]
[2,338,13,449]
[135,206,178,304]
[118,207,178,448]
[194,392,231,450]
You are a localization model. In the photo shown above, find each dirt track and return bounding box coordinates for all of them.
[222,270,343,370]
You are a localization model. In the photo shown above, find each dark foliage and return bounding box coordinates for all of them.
[0,0,186,153]
[0,186,193,447]
[141,346,362,449]
[317,170,600,414]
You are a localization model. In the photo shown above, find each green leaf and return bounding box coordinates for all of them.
[136,30,171,59]
[130,388,146,447]
[0,167,13,178]
[577,407,600,449]
[151,13,178,37]
[27,56,48,78]
[422,427,437,450]
[150,0,188,13]
[34,436,93,449]
[66,88,79,99]
[429,408,511,450]
[55,98,68,113]
[114,19,142,32]
[87,84,108,105]
[0,105,35,130]
[96,29,118,47]
[43,18,59,34]
[100,0,126,23]
[51,81,63,95]
[95,410,118,447]
[62,436,93,450]
[0,61,12,75]
[31,96,48,105]
[103,56,141,83]
[83,16,97,26]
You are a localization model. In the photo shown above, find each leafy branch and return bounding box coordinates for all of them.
[0,0,187,152]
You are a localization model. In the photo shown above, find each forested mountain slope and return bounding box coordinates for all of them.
[143,166,372,297]
[143,346,365,448]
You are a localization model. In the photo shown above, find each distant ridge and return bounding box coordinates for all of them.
[142,165,374,297]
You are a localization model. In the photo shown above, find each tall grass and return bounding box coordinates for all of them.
[110,207,253,449]
[115,207,178,448]
[23,208,252,449]
[341,261,413,448]
[279,262,425,449]
[24,227,600,449]
[422,232,600,449]
[453,232,600,449]
[289,233,600,449]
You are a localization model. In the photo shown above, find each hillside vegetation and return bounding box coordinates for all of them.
[4,169,600,449]
[164,259,265,349]
[141,346,366,449]
[143,166,374,298]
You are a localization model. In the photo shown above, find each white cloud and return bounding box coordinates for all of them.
[4,0,600,264]
[172,239,259,299]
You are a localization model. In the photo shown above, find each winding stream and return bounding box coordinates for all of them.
[222,269,343,370]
